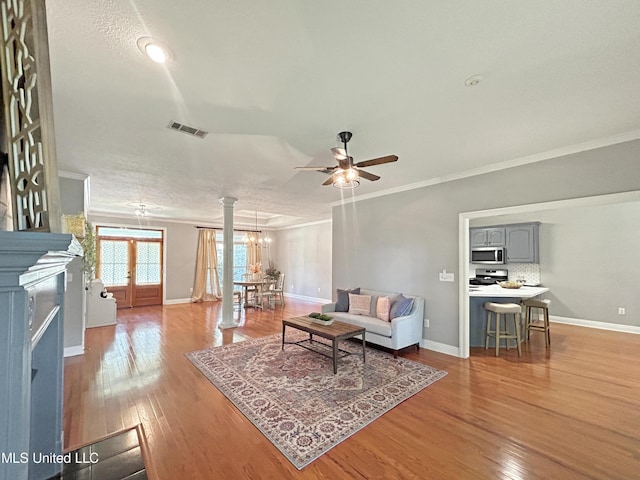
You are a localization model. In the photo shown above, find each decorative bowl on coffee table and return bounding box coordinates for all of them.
[308,312,334,325]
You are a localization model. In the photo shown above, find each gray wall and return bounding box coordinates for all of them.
[472,201,640,326]
[59,176,86,351]
[89,215,199,302]
[332,140,640,348]
[272,221,332,301]
[88,216,333,303]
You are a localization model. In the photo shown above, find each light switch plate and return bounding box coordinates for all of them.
[439,272,455,282]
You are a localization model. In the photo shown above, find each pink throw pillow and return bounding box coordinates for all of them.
[348,294,372,316]
[376,296,391,322]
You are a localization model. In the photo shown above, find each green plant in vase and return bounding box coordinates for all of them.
[80,221,97,290]
[265,259,280,280]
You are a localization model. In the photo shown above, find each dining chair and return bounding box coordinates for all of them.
[272,273,285,305]
[233,289,242,309]
[257,276,276,310]
[242,272,258,302]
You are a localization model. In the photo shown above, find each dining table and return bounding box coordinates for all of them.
[233,279,275,308]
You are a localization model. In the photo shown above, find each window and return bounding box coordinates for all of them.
[135,242,162,285]
[99,240,129,286]
[216,233,248,284]
[97,227,162,239]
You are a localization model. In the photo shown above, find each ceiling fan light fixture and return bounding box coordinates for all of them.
[295,130,396,188]
[333,169,360,189]
[134,204,147,217]
[333,177,360,189]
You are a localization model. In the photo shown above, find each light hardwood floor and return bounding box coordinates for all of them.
[63,299,640,479]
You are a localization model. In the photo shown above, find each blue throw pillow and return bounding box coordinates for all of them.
[390,294,414,319]
[335,288,360,312]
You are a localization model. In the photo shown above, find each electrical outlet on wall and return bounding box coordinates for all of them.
[618,307,626,315]
[424,319,430,328]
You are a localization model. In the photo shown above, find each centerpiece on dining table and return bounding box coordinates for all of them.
[249,263,262,281]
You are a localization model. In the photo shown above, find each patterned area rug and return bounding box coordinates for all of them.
[186,332,447,469]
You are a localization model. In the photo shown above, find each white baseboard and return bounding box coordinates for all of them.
[421,339,461,357]
[550,315,640,335]
[64,345,85,357]
[164,298,192,305]
[283,292,332,303]
[166,295,330,305]
[86,320,116,328]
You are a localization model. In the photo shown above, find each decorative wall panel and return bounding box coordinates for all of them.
[0,0,61,232]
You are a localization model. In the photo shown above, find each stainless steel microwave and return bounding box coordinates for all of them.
[471,247,506,264]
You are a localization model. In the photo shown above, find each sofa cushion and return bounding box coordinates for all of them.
[335,287,360,312]
[332,313,392,337]
[349,294,371,316]
[376,296,391,322]
[390,294,414,319]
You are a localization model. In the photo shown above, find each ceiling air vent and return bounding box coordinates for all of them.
[167,120,208,139]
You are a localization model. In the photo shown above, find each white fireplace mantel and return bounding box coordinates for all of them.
[0,231,83,287]
[0,231,82,480]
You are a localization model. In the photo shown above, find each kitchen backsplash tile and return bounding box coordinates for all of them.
[470,263,541,285]
[507,263,541,285]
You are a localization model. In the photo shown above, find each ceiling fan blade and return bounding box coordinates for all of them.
[354,155,398,168]
[322,174,336,186]
[331,147,348,160]
[294,166,336,171]
[356,169,381,182]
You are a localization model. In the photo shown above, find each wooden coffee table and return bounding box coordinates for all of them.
[282,316,366,374]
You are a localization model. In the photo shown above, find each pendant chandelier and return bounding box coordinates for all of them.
[244,211,271,248]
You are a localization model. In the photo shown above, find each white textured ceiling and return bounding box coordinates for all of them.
[46,1,640,227]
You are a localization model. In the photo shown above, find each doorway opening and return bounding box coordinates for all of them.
[458,190,640,359]
[97,226,164,308]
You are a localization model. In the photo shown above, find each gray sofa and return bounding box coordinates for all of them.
[322,289,424,357]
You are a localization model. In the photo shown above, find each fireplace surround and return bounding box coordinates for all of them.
[0,231,81,479]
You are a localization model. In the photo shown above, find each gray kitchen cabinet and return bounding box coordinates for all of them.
[470,227,506,247]
[505,223,539,263]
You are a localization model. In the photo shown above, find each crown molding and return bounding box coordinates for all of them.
[58,170,89,180]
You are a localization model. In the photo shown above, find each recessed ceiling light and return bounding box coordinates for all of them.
[137,37,173,64]
[145,43,167,63]
[464,75,483,87]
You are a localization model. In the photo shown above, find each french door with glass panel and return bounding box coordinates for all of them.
[97,227,163,308]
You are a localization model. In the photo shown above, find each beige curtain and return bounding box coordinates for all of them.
[246,241,262,274]
[191,229,222,302]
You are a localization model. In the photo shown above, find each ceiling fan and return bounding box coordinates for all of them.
[294,131,398,188]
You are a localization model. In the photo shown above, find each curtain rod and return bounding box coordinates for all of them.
[195,226,262,233]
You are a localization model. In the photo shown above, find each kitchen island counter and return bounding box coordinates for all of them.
[468,285,549,347]
[469,285,549,298]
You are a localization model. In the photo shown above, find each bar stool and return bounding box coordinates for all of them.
[522,298,551,347]
[484,302,522,357]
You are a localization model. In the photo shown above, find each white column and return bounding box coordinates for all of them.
[218,197,238,329]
